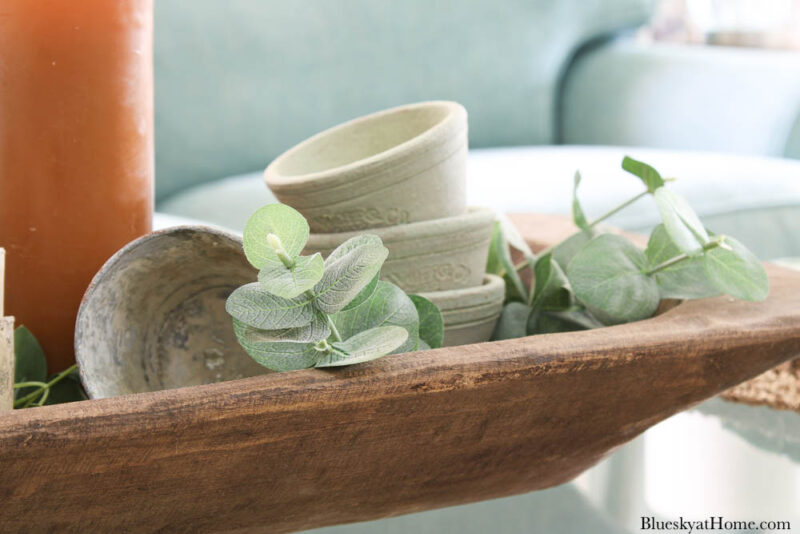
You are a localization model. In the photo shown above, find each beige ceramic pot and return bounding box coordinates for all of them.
[304,207,494,293]
[76,227,268,399]
[418,274,505,347]
[265,101,468,233]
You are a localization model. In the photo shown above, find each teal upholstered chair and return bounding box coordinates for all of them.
[151,2,800,532]
[154,0,800,263]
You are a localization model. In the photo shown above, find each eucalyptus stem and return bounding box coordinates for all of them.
[586,190,648,229]
[514,190,650,274]
[13,381,49,389]
[303,288,343,343]
[645,239,723,276]
[326,314,343,342]
[13,364,78,409]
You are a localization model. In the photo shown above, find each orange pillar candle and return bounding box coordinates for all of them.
[0,1,154,371]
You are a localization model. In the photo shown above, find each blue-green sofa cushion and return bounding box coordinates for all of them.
[154,0,652,201]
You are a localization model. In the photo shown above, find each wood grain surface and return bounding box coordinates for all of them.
[1,214,799,533]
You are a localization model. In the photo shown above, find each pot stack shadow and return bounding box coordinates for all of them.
[265,101,504,347]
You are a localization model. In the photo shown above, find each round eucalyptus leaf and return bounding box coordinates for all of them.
[13,326,48,400]
[654,188,709,254]
[241,311,330,344]
[409,294,444,349]
[341,272,379,311]
[645,224,721,299]
[551,230,594,272]
[332,281,418,354]
[226,283,315,329]
[314,238,389,314]
[496,213,537,265]
[324,234,383,266]
[486,221,528,303]
[417,339,432,351]
[566,234,660,325]
[233,319,318,371]
[243,204,309,269]
[531,253,573,310]
[317,326,408,367]
[572,171,589,230]
[258,253,324,299]
[704,236,769,302]
[527,308,604,335]
[492,302,530,340]
[621,156,665,193]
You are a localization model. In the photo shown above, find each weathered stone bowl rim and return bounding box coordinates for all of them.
[75,225,247,400]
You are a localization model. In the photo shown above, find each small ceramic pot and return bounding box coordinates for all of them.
[76,226,268,399]
[418,274,505,347]
[304,207,494,293]
[265,101,468,233]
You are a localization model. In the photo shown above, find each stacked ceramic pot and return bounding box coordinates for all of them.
[264,101,504,347]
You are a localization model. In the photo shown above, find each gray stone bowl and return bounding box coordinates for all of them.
[265,101,468,233]
[76,226,268,399]
[304,207,494,293]
[418,274,505,347]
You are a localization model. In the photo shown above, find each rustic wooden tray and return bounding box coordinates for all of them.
[1,213,799,534]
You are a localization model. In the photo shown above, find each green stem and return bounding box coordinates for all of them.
[13,381,49,389]
[13,363,78,409]
[514,190,650,274]
[326,315,342,342]
[645,239,723,276]
[586,190,649,229]
[303,289,342,342]
[35,387,50,406]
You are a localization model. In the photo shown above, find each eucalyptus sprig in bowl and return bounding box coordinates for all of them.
[226,203,444,370]
[490,156,769,339]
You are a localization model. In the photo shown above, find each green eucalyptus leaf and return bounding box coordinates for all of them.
[645,224,721,299]
[486,221,528,303]
[314,236,389,314]
[409,295,444,349]
[417,339,432,351]
[13,326,48,400]
[257,252,324,299]
[531,253,573,310]
[622,156,665,193]
[654,187,709,254]
[341,272,379,311]
[572,171,589,230]
[497,213,537,266]
[233,319,318,371]
[551,230,595,272]
[528,308,604,335]
[492,302,530,340]
[332,281,419,354]
[704,235,769,301]
[240,311,330,344]
[243,204,309,269]
[226,283,314,329]
[43,371,87,405]
[316,326,408,367]
[566,234,660,324]
[325,234,383,264]
[486,220,504,276]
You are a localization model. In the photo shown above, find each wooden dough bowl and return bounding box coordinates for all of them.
[1,213,799,534]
